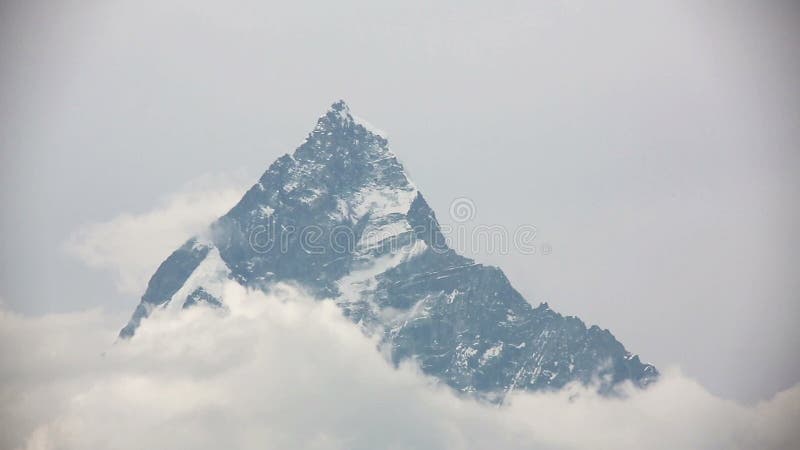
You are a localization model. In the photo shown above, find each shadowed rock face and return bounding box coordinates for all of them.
[121,100,658,396]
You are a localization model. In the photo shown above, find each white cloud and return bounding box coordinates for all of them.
[1,282,797,450]
[63,175,247,294]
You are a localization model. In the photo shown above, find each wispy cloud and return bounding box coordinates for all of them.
[63,175,247,294]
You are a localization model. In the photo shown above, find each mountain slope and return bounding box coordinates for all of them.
[121,100,657,396]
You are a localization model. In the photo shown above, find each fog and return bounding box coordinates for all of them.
[2,282,798,450]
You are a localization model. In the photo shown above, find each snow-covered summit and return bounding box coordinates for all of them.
[312,100,387,139]
[314,99,354,131]
[120,101,658,398]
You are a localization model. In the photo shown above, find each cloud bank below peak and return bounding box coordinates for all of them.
[1,282,797,450]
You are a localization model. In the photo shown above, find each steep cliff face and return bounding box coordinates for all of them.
[121,100,658,396]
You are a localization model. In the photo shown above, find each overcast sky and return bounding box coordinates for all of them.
[1,0,798,406]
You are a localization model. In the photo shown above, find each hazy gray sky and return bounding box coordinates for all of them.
[1,0,798,404]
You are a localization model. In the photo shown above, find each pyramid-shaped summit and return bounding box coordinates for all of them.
[121,100,657,396]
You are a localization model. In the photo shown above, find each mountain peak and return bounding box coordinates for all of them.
[314,99,354,132]
[120,100,658,398]
[329,99,350,114]
[312,100,386,140]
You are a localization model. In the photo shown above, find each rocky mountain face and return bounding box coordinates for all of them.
[121,100,658,396]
